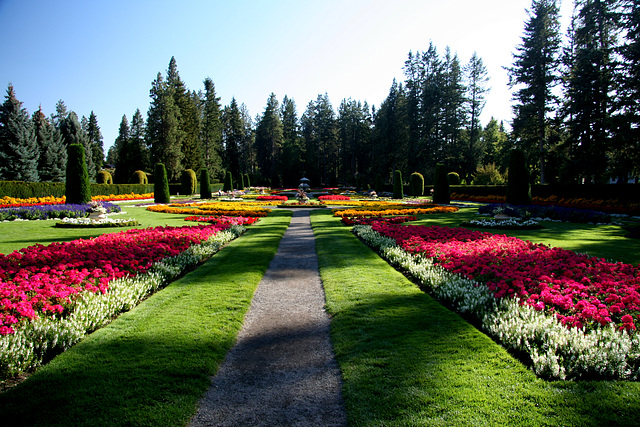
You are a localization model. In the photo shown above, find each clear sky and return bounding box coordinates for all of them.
[0,0,575,153]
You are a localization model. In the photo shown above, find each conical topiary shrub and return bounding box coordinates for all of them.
[432,163,450,204]
[410,172,424,197]
[65,143,91,205]
[506,148,532,205]
[245,173,251,189]
[223,171,233,192]
[393,170,403,199]
[180,169,197,195]
[375,173,383,194]
[200,168,211,199]
[154,163,170,203]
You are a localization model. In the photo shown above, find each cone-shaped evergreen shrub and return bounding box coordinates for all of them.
[375,173,383,193]
[223,171,233,192]
[393,170,403,199]
[506,148,532,205]
[410,172,424,197]
[154,163,170,203]
[238,173,245,190]
[245,173,251,189]
[432,164,450,204]
[132,170,148,184]
[180,169,197,195]
[200,168,211,199]
[65,144,91,204]
[97,170,113,184]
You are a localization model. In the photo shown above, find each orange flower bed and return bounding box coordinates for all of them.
[333,205,459,217]
[146,204,269,217]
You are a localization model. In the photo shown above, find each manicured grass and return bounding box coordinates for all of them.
[311,209,640,426]
[0,210,291,426]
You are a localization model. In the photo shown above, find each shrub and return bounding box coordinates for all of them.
[132,170,148,184]
[447,172,461,185]
[96,170,113,185]
[245,173,251,189]
[200,169,212,199]
[432,164,450,204]
[410,172,424,197]
[473,163,505,185]
[375,173,384,194]
[180,169,197,195]
[154,163,170,203]
[393,170,403,199]
[223,171,233,192]
[65,144,91,205]
[506,149,532,205]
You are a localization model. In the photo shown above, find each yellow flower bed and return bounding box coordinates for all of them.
[320,200,397,206]
[147,204,269,217]
[333,205,459,217]
[0,195,64,206]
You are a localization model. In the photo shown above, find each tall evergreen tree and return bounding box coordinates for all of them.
[280,95,303,186]
[508,0,562,184]
[33,107,66,182]
[255,93,284,184]
[129,109,149,172]
[0,84,39,181]
[86,111,104,172]
[462,52,490,183]
[60,112,95,181]
[563,0,621,183]
[201,77,224,180]
[441,48,468,169]
[238,103,256,177]
[50,99,68,129]
[338,98,372,186]
[222,98,243,179]
[374,79,409,182]
[146,72,184,181]
[114,115,132,183]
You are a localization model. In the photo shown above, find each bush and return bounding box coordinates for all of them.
[410,172,424,197]
[180,169,197,195]
[96,170,113,185]
[506,149,532,205]
[65,144,91,205]
[393,170,403,199]
[447,172,461,185]
[375,173,384,194]
[473,164,505,185]
[132,170,148,184]
[238,174,245,190]
[200,169,212,199]
[432,164,450,204]
[223,171,233,192]
[244,173,251,189]
[154,163,170,203]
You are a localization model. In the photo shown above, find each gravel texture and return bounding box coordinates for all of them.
[189,209,348,426]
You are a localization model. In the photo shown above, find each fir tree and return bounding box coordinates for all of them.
[130,109,149,172]
[280,95,303,186]
[86,111,104,173]
[222,98,243,179]
[33,107,66,182]
[60,112,95,181]
[0,84,39,181]
[462,52,490,183]
[114,115,132,183]
[508,0,562,184]
[255,93,284,184]
[201,77,224,180]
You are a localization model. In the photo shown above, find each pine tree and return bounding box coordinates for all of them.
[33,107,66,182]
[563,0,621,183]
[201,77,224,180]
[338,98,372,186]
[0,84,39,181]
[280,95,303,187]
[222,98,243,179]
[147,72,184,181]
[114,115,132,183]
[462,52,490,183]
[508,0,562,184]
[86,111,104,172]
[374,80,409,183]
[129,109,149,172]
[60,112,95,181]
[255,93,284,184]
[50,99,68,129]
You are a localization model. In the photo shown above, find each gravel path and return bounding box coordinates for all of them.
[189,209,348,427]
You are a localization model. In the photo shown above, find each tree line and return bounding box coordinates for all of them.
[1,0,638,188]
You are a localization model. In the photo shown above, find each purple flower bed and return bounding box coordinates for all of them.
[0,202,121,221]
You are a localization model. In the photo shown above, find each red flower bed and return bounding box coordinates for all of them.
[256,195,288,201]
[0,224,231,335]
[341,216,417,226]
[184,215,259,225]
[371,223,640,331]
[318,195,351,201]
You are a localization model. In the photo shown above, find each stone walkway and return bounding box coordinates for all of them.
[189,209,348,426]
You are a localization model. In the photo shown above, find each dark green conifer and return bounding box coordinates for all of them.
[65,143,91,204]
[506,149,532,205]
[393,170,403,199]
[200,168,211,199]
[432,164,450,204]
[154,163,170,203]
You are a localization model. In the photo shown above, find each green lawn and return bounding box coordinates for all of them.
[1,203,639,426]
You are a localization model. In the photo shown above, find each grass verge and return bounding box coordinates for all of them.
[311,209,640,426]
[0,210,291,426]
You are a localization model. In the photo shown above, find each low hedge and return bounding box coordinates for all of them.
[0,182,154,198]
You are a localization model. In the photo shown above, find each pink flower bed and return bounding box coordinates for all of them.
[318,195,351,201]
[0,224,231,335]
[256,195,288,201]
[184,215,259,225]
[371,223,640,331]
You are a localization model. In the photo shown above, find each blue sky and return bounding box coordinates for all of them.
[0,0,575,152]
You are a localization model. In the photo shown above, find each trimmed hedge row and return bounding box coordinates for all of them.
[0,182,154,198]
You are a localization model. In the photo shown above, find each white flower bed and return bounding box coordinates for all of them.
[0,225,244,377]
[353,224,640,380]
